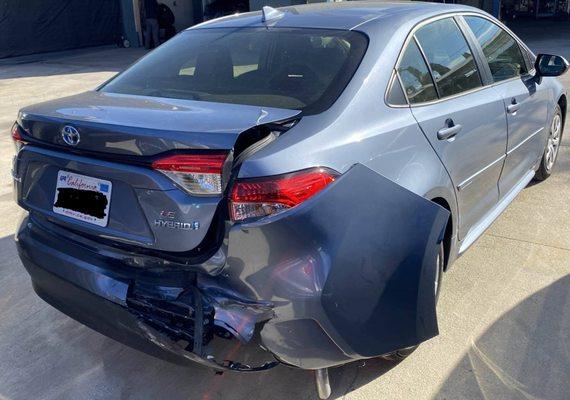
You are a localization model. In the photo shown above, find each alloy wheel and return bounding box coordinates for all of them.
[545,112,562,172]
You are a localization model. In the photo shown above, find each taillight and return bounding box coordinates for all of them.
[11,123,27,152]
[152,153,228,195]
[230,167,339,222]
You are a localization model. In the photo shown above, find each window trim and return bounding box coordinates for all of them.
[413,35,443,99]
[385,11,537,109]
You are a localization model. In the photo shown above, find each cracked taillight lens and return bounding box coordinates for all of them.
[230,167,339,222]
[152,153,228,196]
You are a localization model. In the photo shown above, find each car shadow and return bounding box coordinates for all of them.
[434,275,570,400]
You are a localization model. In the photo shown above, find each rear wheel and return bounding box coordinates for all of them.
[535,105,563,181]
[380,242,444,362]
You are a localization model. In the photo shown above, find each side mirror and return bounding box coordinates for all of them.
[535,54,569,77]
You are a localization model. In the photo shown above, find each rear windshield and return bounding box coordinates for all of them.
[101,28,368,115]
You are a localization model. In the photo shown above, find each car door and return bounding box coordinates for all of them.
[400,17,508,240]
[462,15,549,197]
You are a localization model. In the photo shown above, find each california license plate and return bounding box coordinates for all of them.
[53,171,112,227]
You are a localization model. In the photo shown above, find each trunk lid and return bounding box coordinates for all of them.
[15,91,300,255]
[19,91,299,156]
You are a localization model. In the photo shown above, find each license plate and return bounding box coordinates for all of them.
[53,171,112,227]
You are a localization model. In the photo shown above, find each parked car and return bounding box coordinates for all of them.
[12,2,567,398]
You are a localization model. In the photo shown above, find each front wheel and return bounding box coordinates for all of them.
[535,104,563,181]
[380,242,444,362]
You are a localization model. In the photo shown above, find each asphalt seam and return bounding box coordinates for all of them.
[485,233,570,253]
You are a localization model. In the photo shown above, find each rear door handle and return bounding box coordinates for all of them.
[507,99,520,114]
[437,119,462,140]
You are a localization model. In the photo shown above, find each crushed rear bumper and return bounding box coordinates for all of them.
[17,217,276,372]
[16,164,449,370]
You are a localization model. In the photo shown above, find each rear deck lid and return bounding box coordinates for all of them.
[18,91,300,156]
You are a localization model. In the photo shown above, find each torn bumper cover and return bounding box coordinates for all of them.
[16,164,449,370]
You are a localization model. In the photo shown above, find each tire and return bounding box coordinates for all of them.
[380,242,445,362]
[535,104,563,181]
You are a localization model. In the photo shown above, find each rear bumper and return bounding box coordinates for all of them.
[16,164,450,370]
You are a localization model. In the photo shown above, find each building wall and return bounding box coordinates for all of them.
[1,0,122,58]
[161,0,195,31]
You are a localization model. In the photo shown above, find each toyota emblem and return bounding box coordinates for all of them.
[61,125,80,146]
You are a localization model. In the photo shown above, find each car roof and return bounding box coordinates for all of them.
[191,1,483,31]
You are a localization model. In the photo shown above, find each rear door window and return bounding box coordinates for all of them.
[464,16,528,82]
[415,18,482,98]
[396,39,438,104]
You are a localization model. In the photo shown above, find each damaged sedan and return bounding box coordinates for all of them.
[12,2,567,399]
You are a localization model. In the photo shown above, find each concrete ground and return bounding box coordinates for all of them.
[0,25,569,400]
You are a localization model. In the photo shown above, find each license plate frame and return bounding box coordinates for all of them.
[53,170,112,227]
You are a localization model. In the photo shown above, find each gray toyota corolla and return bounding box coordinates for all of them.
[11,2,567,398]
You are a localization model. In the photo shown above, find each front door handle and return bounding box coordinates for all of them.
[437,119,462,140]
[507,98,520,114]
